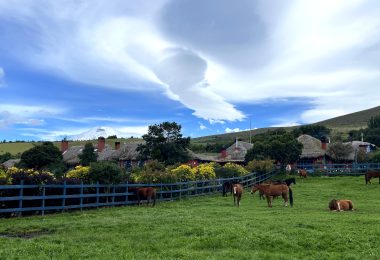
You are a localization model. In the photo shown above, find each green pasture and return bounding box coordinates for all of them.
[0,176,379,259]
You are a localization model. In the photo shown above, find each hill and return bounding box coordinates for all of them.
[193,106,380,145]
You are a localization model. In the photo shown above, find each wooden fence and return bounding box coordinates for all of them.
[0,171,277,217]
[295,162,380,175]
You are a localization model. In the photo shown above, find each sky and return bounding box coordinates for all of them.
[0,0,380,141]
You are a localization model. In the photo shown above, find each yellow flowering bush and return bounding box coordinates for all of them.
[0,168,10,185]
[66,165,90,180]
[7,166,55,185]
[171,165,197,181]
[246,159,275,174]
[222,162,249,177]
[196,163,216,179]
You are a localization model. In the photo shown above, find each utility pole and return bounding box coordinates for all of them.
[249,119,252,144]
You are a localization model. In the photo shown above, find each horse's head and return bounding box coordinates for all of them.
[251,185,259,194]
[329,199,338,210]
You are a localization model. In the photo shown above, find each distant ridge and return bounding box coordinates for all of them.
[192,106,380,144]
[69,126,126,141]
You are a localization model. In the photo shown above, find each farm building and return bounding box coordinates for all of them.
[61,137,144,168]
[1,159,21,169]
[295,134,376,167]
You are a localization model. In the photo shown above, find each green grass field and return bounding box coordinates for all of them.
[1,176,379,259]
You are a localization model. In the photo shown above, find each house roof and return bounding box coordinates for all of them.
[1,159,21,169]
[297,134,327,158]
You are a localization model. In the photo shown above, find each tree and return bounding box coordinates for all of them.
[368,116,380,129]
[137,122,190,165]
[89,161,123,184]
[327,142,353,162]
[19,142,64,172]
[245,131,302,165]
[0,152,13,164]
[292,125,331,140]
[79,143,98,166]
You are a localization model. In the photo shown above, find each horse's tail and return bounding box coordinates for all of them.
[289,187,293,207]
[365,173,368,184]
[152,189,156,207]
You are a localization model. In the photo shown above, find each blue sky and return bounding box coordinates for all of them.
[0,0,380,141]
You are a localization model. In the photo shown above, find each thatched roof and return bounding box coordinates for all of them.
[224,141,253,161]
[118,142,142,160]
[297,134,326,158]
[1,159,21,169]
[62,145,83,165]
[338,141,377,161]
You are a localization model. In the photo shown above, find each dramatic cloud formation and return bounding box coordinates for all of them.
[0,0,379,139]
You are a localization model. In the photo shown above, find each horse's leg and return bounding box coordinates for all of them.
[283,193,288,207]
[266,196,271,207]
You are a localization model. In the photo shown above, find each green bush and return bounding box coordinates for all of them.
[246,159,275,174]
[89,161,123,184]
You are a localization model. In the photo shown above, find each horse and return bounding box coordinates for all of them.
[272,177,296,187]
[251,184,293,207]
[222,180,238,196]
[285,164,292,174]
[298,169,308,178]
[328,199,354,211]
[232,183,243,207]
[130,187,156,207]
[365,170,380,184]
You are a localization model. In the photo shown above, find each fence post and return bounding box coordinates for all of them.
[62,181,66,212]
[96,181,99,208]
[125,182,129,205]
[41,185,46,216]
[112,185,115,207]
[179,183,182,201]
[18,180,24,217]
[80,181,84,211]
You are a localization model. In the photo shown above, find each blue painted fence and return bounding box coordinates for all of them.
[0,171,276,217]
[295,163,380,175]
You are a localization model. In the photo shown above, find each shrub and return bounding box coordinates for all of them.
[220,162,248,178]
[129,161,176,183]
[66,166,91,181]
[0,168,9,185]
[171,165,197,181]
[246,159,275,174]
[196,163,216,180]
[89,161,123,184]
[7,167,55,185]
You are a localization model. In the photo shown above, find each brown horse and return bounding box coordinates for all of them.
[329,199,354,211]
[298,169,308,178]
[232,184,243,207]
[365,171,380,184]
[130,187,156,207]
[251,184,293,207]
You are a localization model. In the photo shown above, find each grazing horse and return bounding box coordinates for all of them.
[130,187,156,207]
[222,180,238,196]
[232,183,243,207]
[251,184,293,207]
[298,169,308,178]
[272,178,296,187]
[329,199,354,211]
[365,171,380,184]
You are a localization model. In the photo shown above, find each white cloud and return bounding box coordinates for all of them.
[1,1,380,124]
[0,67,4,86]
[199,123,207,130]
[0,104,63,129]
[225,127,250,133]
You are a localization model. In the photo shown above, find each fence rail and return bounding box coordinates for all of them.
[295,163,380,175]
[0,171,277,217]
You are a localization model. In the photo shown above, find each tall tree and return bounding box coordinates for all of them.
[327,142,353,162]
[79,143,98,166]
[245,131,302,164]
[137,122,190,165]
[292,125,331,140]
[19,142,64,171]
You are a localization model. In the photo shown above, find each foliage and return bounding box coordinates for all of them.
[129,160,175,183]
[89,161,123,184]
[370,150,380,163]
[0,152,13,164]
[137,122,190,165]
[171,164,197,181]
[220,162,248,177]
[7,167,55,185]
[292,125,331,140]
[66,166,91,181]
[245,131,302,164]
[189,142,233,153]
[107,135,117,139]
[196,163,216,179]
[78,143,98,166]
[327,142,354,162]
[356,150,370,163]
[0,168,9,184]
[368,115,380,129]
[19,142,64,173]
[246,159,275,174]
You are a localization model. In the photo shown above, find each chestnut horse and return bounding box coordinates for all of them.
[257,178,296,200]
[130,187,156,207]
[251,184,293,207]
[298,169,308,178]
[329,199,354,211]
[365,170,380,184]
[232,183,243,207]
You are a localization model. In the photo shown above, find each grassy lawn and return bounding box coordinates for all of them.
[0,176,379,259]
